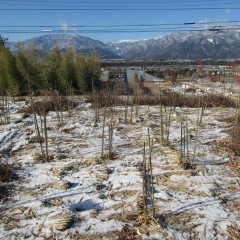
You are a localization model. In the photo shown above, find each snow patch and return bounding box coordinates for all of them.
[207,38,214,43]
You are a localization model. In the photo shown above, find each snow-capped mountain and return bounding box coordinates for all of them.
[7,34,120,59]
[7,29,240,60]
[108,29,240,60]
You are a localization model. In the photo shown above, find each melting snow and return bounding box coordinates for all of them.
[0,92,239,239]
[207,38,214,43]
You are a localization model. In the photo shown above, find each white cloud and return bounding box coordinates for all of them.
[58,21,79,33]
[59,20,68,32]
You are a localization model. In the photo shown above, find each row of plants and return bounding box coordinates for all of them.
[86,86,237,109]
[0,35,101,97]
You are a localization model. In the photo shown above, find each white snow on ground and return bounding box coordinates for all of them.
[207,38,214,43]
[0,94,239,239]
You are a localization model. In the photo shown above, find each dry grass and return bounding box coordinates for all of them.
[0,184,12,202]
[217,115,236,124]
[162,92,236,108]
[32,153,54,163]
[165,211,200,232]
[185,87,197,93]
[216,112,240,158]
[68,231,128,240]
[0,163,17,202]
[86,89,125,108]
[229,126,240,156]
[86,88,236,109]
[216,107,240,162]
[228,225,240,240]
[136,91,236,108]
[0,163,16,182]
[118,224,139,240]
[18,98,77,115]
[215,127,240,176]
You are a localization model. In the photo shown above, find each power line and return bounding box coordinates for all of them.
[0,1,239,7]
[0,0,239,11]
[1,7,240,10]
[0,0,233,3]
[0,0,237,7]
[1,21,240,28]
[1,26,240,33]
[0,21,240,34]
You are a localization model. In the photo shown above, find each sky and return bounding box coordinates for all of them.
[1,0,240,43]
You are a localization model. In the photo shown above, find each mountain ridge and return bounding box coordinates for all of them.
[108,30,240,60]
[7,30,240,60]
[7,34,120,59]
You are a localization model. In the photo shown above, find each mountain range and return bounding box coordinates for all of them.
[7,34,120,59]
[7,29,240,60]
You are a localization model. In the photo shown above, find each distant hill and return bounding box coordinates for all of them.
[108,29,240,60]
[7,29,240,60]
[7,34,120,60]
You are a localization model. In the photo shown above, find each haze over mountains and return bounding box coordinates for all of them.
[7,29,240,60]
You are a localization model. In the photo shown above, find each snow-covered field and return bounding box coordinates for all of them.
[0,89,239,239]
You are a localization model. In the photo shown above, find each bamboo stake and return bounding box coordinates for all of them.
[148,129,155,218]
[43,109,49,161]
[101,107,107,160]
[143,142,148,224]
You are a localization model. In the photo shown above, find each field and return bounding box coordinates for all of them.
[0,79,240,239]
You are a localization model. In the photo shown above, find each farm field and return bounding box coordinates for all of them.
[0,81,240,240]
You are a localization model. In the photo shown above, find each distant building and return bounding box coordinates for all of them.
[101,67,164,83]
[100,70,109,82]
[126,69,163,82]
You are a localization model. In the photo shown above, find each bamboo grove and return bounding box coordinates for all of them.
[0,35,101,96]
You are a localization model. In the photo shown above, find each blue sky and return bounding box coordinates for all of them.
[0,0,240,43]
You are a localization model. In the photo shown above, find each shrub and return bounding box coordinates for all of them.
[86,87,236,109]
[230,126,240,156]
[0,184,12,202]
[0,163,16,202]
[132,91,236,108]
[86,89,125,108]
[18,98,78,115]
[0,163,16,182]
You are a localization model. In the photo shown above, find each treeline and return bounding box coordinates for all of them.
[0,35,101,96]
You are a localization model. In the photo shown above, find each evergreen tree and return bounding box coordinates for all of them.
[82,51,101,92]
[58,48,76,94]
[15,44,46,95]
[0,35,8,47]
[74,52,86,93]
[47,47,63,92]
[0,36,19,96]
[0,40,102,96]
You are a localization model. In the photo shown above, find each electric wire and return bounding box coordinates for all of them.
[0,0,235,3]
[1,26,240,34]
[1,0,239,36]
[1,7,240,11]
[1,20,240,28]
[0,1,239,7]
[0,0,239,11]
[1,20,240,34]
